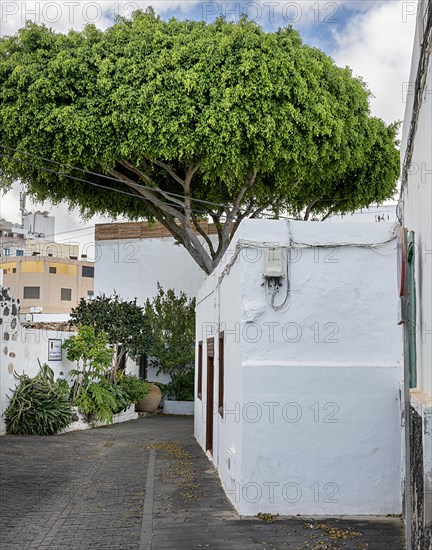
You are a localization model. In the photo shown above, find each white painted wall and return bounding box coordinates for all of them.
[400,3,432,543]
[94,236,208,304]
[195,219,403,515]
[0,291,138,434]
[1,293,76,433]
[401,0,432,404]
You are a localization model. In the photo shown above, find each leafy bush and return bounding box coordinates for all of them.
[70,294,152,380]
[74,376,150,423]
[162,369,194,402]
[4,364,72,435]
[74,380,119,424]
[65,326,152,424]
[118,375,150,404]
[145,285,195,401]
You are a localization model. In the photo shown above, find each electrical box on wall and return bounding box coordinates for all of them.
[263,246,284,278]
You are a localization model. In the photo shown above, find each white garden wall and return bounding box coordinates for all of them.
[1,289,77,433]
[0,289,139,434]
[195,219,403,516]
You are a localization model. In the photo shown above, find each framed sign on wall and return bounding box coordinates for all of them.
[48,339,62,361]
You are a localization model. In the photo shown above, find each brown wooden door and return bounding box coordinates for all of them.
[206,338,215,453]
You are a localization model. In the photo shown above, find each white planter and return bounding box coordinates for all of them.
[163,400,194,416]
[59,405,138,434]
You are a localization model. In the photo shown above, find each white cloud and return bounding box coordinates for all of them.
[0,1,202,37]
[331,0,417,125]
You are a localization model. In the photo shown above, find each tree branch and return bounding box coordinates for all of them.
[304,197,322,221]
[190,211,216,259]
[321,205,337,221]
[152,159,186,188]
[118,160,186,208]
[109,167,185,221]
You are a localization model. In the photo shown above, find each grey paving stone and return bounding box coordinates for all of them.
[0,416,404,549]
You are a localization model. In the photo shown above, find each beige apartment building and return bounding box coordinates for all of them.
[1,255,94,314]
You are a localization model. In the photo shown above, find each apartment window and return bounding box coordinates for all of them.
[3,269,7,275]
[87,290,94,299]
[16,250,24,256]
[197,341,203,399]
[49,266,57,274]
[24,286,40,299]
[218,332,225,416]
[61,288,72,301]
[12,268,16,273]
[82,266,94,278]
[4,248,10,256]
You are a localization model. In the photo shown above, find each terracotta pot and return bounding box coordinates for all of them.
[136,383,162,413]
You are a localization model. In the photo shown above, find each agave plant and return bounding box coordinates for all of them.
[4,362,72,436]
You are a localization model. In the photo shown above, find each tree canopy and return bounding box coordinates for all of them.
[0,10,400,273]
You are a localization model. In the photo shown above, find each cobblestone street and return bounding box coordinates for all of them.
[0,416,404,549]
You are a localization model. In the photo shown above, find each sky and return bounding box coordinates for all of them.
[0,0,418,252]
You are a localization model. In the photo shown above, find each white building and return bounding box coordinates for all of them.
[399,2,432,548]
[23,210,55,240]
[94,221,215,303]
[195,219,403,516]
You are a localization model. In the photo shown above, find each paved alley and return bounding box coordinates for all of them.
[0,416,404,549]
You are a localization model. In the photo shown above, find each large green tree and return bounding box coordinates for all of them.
[0,10,399,273]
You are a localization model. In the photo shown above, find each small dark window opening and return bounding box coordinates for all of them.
[82,266,94,278]
[49,266,57,274]
[61,288,72,301]
[24,286,40,299]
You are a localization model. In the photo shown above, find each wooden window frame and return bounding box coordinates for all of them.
[197,341,203,399]
[218,332,224,417]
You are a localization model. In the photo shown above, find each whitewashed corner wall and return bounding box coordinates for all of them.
[195,219,404,516]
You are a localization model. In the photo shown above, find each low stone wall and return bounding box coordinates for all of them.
[163,400,194,416]
[60,406,138,434]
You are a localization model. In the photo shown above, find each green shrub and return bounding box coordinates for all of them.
[145,285,195,401]
[4,364,72,435]
[75,380,119,424]
[75,376,150,422]
[118,375,150,404]
[162,368,194,402]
